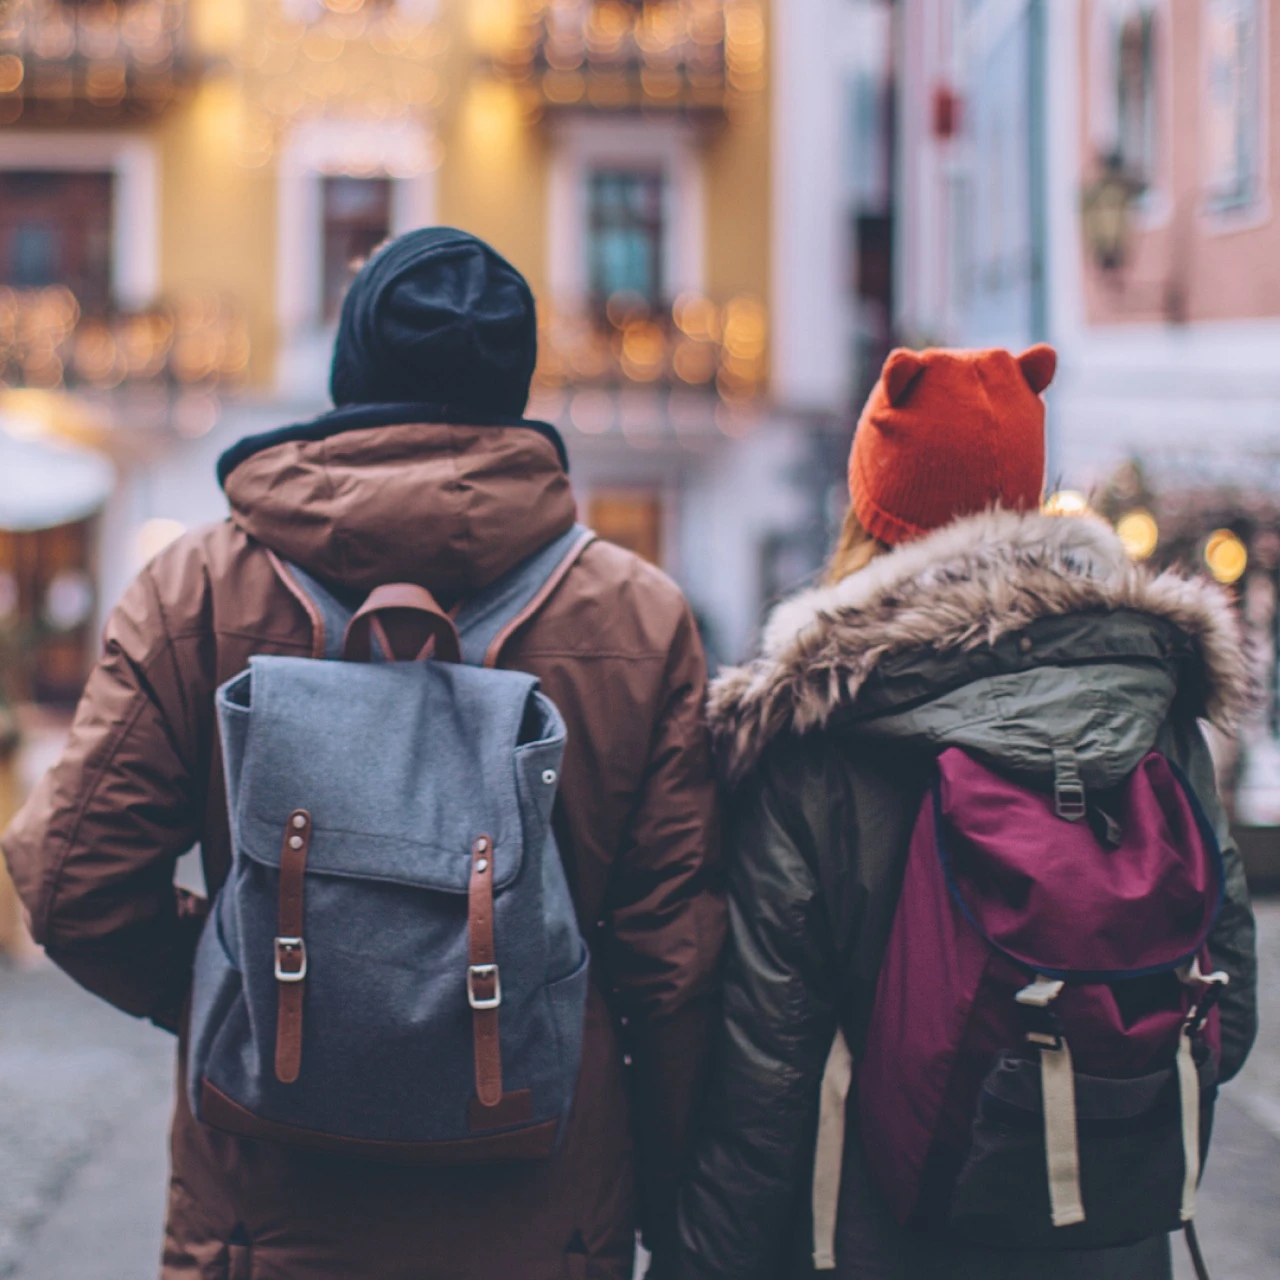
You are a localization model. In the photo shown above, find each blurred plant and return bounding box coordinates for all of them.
[1097,456,1280,587]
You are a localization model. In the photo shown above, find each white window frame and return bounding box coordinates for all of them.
[546,117,705,305]
[1087,0,1173,228]
[0,132,159,308]
[275,117,439,338]
[1200,0,1271,231]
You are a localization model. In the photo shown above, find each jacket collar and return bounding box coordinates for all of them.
[217,402,568,488]
[710,508,1251,783]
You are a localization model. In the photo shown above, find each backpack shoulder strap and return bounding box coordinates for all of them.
[266,550,354,661]
[267,525,594,668]
[456,523,595,667]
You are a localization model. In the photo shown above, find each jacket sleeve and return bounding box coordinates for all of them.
[603,604,726,1262]
[1165,718,1258,1081]
[1,560,207,1032]
[677,764,838,1280]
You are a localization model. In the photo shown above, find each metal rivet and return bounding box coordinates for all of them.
[476,857,489,873]
[289,835,303,850]
[542,769,557,785]
[1019,636,1033,654]
[292,814,307,829]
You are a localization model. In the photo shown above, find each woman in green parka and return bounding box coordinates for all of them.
[677,345,1258,1280]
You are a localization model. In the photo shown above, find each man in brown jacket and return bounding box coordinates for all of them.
[3,228,724,1279]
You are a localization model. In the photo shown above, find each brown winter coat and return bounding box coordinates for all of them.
[3,420,725,1280]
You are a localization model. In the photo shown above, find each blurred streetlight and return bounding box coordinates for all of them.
[1081,153,1140,274]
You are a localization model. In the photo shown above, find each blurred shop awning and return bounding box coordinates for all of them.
[0,412,115,532]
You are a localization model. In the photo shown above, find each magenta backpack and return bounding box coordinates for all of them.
[858,747,1226,1253]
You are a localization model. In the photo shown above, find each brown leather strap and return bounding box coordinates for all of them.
[467,834,503,1108]
[344,583,462,664]
[274,809,311,1085]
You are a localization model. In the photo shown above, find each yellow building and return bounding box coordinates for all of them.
[0,0,843,667]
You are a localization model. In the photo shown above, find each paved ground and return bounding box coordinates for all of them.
[0,964,172,1279]
[0,904,1277,1279]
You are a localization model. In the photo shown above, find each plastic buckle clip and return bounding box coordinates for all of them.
[1054,781,1087,823]
[1017,975,1066,1048]
[274,936,307,983]
[467,963,502,1010]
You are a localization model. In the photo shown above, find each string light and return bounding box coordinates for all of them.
[503,1,765,114]
[0,0,187,120]
[233,0,447,168]
[1043,490,1091,517]
[538,294,766,405]
[1115,509,1159,560]
[0,286,250,394]
[1204,529,1248,585]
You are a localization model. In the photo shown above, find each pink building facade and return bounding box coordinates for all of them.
[896,0,1280,823]
[1080,0,1280,326]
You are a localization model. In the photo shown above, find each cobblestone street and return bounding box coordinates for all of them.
[0,903,1277,1279]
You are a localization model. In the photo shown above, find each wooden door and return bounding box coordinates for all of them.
[587,491,663,566]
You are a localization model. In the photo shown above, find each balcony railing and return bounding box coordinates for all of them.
[528,293,766,440]
[0,286,249,396]
[500,0,765,116]
[0,0,195,123]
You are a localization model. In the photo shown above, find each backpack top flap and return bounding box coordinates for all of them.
[219,652,564,895]
[935,747,1224,980]
[214,522,591,893]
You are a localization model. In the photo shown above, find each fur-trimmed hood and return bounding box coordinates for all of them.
[711,509,1251,784]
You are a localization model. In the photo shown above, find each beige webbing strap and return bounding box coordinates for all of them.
[1039,1036,1085,1227]
[1175,958,1228,1223]
[812,1029,853,1271]
[1016,975,1083,1228]
[1177,1025,1200,1222]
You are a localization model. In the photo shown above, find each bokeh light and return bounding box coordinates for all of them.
[1115,509,1159,561]
[1205,529,1248,585]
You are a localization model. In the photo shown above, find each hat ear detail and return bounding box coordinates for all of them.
[1017,344,1057,394]
[883,349,926,407]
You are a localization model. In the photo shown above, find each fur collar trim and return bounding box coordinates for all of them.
[711,509,1251,783]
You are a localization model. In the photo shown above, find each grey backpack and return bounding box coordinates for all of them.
[188,525,594,1163]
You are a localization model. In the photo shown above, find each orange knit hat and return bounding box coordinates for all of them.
[849,344,1056,546]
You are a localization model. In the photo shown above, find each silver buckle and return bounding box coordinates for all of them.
[274,937,307,983]
[467,963,502,1010]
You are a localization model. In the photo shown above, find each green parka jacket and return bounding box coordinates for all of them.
[678,509,1258,1280]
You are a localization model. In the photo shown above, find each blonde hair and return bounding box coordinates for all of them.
[826,505,890,585]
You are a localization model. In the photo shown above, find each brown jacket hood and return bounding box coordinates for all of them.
[710,509,1252,783]
[222,417,576,599]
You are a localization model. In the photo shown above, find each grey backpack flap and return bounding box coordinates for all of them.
[189,525,594,1163]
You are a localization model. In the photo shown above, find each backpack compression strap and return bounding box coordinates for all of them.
[812,1029,854,1270]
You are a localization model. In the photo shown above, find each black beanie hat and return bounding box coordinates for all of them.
[329,227,538,416]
